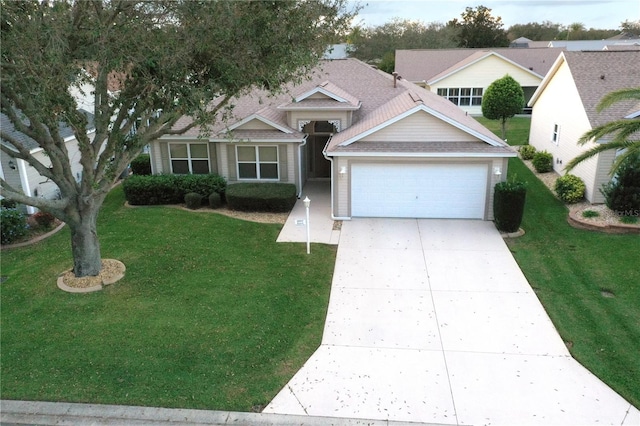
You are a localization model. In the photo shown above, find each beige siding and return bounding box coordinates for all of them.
[431,55,542,114]
[593,150,616,204]
[236,119,274,130]
[360,110,478,142]
[529,60,603,202]
[334,156,506,220]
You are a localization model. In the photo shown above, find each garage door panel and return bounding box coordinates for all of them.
[351,163,487,219]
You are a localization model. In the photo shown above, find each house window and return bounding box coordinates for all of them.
[169,143,210,174]
[437,87,483,106]
[551,124,560,145]
[236,146,279,180]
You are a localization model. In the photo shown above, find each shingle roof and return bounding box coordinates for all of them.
[169,58,512,155]
[562,51,640,127]
[395,48,564,83]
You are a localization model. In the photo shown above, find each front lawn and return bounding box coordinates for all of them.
[505,159,640,408]
[0,186,336,411]
[474,115,531,145]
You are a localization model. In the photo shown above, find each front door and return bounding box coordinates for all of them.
[308,135,331,178]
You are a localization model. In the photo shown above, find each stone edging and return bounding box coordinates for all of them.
[57,259,126,293]
[0,222,66,250]
[568,210,640,234]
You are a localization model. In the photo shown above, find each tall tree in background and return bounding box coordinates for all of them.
[448,5,509,48]
[1,0,354,277]
[349,18,457,69]
[506,21,563,41]
[481,75,525,140]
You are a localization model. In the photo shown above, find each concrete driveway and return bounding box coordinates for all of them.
[266,218,639,425]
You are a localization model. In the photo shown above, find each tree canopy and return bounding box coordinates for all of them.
[448,5,509,48]
[0,0,354,277]
[481,75,525,140]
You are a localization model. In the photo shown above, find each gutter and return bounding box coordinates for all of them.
[297,134,309,198]
[322,136,351,221]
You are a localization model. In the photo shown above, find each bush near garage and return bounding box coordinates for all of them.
[209,192,222,209]
[32,211,57,229]
[226,183,297,212]
[1,208,28,245]
[532,150,553,173]
[123,174,226,205]
[601,153,640,214]
[519,144,536,160]
[130,154,152,175]
[554,174,586,203]
[493,180,527,233]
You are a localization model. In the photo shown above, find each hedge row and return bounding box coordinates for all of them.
[226,183,296,212]
[123,174,226,205]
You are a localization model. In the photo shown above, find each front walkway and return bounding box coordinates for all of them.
[267,218,639,425]
[277,180,340,245]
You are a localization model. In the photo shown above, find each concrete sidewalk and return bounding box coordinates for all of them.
[0,400,445,426]
[265,219,640,425]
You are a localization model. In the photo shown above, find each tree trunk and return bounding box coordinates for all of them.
[501,118,507,141]
[68,203,102,277]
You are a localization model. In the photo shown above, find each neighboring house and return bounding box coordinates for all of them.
[150,58,516,220]
[394,48,563,114]
[0,111,96,214]
[545,39,640,50]
[528,50,640,203]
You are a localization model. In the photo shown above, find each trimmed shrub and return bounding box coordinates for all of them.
[130,154,152,175]
[32,211,56,228]
[209,192,222,209]
[554,174,585,204]
[123,174,226,205]
[493,180,527,233]
[601,153,640,215]
[519,145,536,160]
[226,183,297,212]
[532,150,553,173]
[1,208,28,244]
[185,192,203,209]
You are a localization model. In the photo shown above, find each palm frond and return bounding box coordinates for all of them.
[577,119,640,145]
[596,87,640,112]
[565,140,637,172]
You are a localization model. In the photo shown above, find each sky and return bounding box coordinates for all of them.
[347,0,639,30]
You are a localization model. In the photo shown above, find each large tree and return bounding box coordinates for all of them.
[481,75,525,140]
[448,5,509,48]
[1,0,354,277]
[565,87,640,176]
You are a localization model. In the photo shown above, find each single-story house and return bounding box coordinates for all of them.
[0,111,95,214]
[394,48,564,114]
[528,50,640,203]
[150,58,516,220]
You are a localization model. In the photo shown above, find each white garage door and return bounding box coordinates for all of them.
[351,163,488,219]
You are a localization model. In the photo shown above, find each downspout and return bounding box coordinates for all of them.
[322,137,350,221]
[297,134,309,198]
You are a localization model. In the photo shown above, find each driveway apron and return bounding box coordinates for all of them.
[265,219,639,425]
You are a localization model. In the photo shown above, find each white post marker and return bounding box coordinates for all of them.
[303,196,311,254]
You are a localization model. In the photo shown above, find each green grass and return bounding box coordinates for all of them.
[0,186,336,411]
[505,158,640,408]
[474,116,531,145]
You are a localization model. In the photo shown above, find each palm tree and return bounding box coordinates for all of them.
[565,87,640,176]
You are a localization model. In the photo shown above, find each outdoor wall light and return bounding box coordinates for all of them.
[339,166,347,175]
[493,167,502,176]
[8,160,17,170]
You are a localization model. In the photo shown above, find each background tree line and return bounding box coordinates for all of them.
[349,5,639,72]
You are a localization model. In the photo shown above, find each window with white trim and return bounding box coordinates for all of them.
[236,146,279,180]
[169,143,210,174]
[437,87,483,106]
[551,124,560,145]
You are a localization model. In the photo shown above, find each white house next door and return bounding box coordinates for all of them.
[350,163,488,219]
